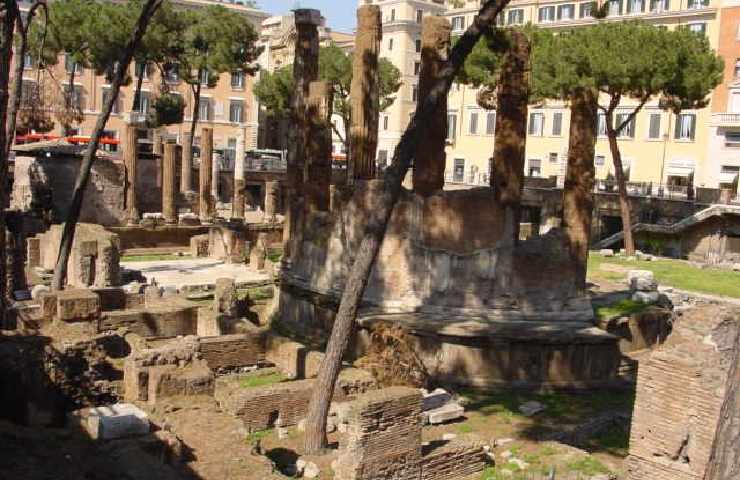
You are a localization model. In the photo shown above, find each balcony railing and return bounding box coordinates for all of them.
[245,157,286,171]
[710,113,740,127]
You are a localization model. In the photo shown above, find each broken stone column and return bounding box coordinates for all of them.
[213,277,238,318]
[283,9,320,257]
[306,81,332,213]
[348,5,381,182]
[264,181,280,222]
[180,132,193,193]
[492,30,530,245]
[413,16,451,197]
[162,142,178,224]
[250,233,268,270]
[233,128,246,220]
[199,127,214,222]
[563,88,598,290]
[123,122,139,224]
[152,129,163,157]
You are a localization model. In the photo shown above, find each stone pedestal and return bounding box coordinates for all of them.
[199,128,214,222]
[413,16,451,196]
[348,5,381,182]
[162,142,178,224]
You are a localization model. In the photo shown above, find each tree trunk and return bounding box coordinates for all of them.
[562,87,598,290]
[188,76,202,153]
[51,0,163,290]
[704,318,740,480]
[303,0,512,454]
[606,124,635,256]
[0,0,19,325]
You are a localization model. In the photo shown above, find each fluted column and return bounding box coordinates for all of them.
[199,127,214,222]
[232,127,246,220]
[181,132,193,193]
[306,81,332,212]
[123,122,139,224]
[348,5,381,182]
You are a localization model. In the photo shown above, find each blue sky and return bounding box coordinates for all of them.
[260,0,358,33]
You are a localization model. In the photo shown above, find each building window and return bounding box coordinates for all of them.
[486,112,496,135]
[453,158,465,182]
[231,70,245,89]
[615,113,636,138]
[452,16,466,31]
[687,0,709,9]
[23,53,34,69]
[63,85,84,110]
[199,69,210,86]
[101,130,118,152]
[412,85,418,102]
[608,0,623,16]
[199,98,212,121]
[415,38,422,53]
[469,111,479,135]
[675,113,696,140]
[538,6,556,22]
[595,155,606,166]
[549,152,559,164]
[650,0,670,11]
[648,113,661,139]
[734,59,740,78]
[597,112,607,136]
[134,91,150,114]
[102,87,119,114]
[414,62,421,75]
[528,112,544,136]
[496,12,506,26]
[528,159,542,177]
[134,61,150,80]
[383,115,389,130]
[378,150,388,170]
[507,9,524,24]
[229,100,244,123]
[446,113,457,142]
[164,63,179,83]
[390,8,395,21]
[580,1,597,17]
[416,9,423,23]
[388,38,393,51]
[626,0,644,13]
[557,4,575,19]
[552,112,563,136]
[20,80,36,106]
[725,132,740,146]
[687,23,706,35]
[64,54,83,74]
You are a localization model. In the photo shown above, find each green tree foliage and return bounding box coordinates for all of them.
[254,44,401,148]
[178,4,261,143]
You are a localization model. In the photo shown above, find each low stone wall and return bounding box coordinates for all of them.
[626,306,739,480]
[420,440,490,480]
[199,333,265,371]
[100,301,198,338]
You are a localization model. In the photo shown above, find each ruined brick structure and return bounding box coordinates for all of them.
[626,306,739,480]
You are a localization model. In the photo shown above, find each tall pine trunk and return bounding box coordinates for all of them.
[303,0,512,454]
[0,0,19,325]
[131,62,145,112]
[188,75,202,152]
[51,0,164,290]
[606,126,635,256]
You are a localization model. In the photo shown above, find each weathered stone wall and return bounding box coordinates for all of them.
[420,440,490,480]
[334,387,422,480]
[626,306,739,480]
[199,333,265,371]
[99,300,198,337]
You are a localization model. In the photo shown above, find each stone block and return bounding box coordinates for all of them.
[27,237,41,268]
[422,388,452,412]
[632,291,661,304]
[599,249,614,257]
[56,289,100,323]
[197,308,223,337]
[78,240,98,257]
[628,270,657,292]
[70,403,150,440]
[427,402,465,425]
[31,284,50,300]
[304,350,325,379]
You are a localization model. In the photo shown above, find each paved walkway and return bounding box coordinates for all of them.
[121,258,272,290]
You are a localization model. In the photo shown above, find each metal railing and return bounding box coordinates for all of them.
[244,157,287,171]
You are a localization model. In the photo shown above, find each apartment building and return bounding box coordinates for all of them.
[368,0,739,193]
[17,0,269,155]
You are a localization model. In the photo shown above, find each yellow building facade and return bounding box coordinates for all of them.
[369,0,737,192]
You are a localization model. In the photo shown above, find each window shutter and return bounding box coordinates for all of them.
[487,112,496,135]
[552,112,563,136]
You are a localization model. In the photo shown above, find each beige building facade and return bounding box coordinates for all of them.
[17,0,269,156]
[368,0,740,194]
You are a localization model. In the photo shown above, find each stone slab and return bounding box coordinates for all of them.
[70,403,150,440]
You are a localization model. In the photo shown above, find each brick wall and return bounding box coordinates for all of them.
[420,440,490,480]
[335,387,423,480]
[199,333,265,370]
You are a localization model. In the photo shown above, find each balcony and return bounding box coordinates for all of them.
[710,113,740,127]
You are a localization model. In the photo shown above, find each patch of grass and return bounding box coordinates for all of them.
[587,424,631,457]
[245,429,271,444]
[456,423,474,434]
[566,455,611,476]
[121,253,191,262]
[588,253,740,298]
[267,247,283,264]
[595,298,650,321]
[238,372,286,389]
[243,286,274,301]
